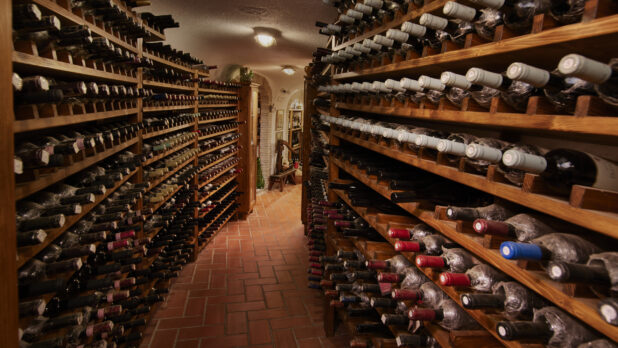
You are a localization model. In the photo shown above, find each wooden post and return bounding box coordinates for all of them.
[1,1,18,346]
[237,82,259,219]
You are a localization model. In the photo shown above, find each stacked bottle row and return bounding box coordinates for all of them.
[198,94,239,105]
[320,115,618,198]
[318,0,614,54]
[319,173,617,347]
[198,79,242,91]
[143,41,203,68]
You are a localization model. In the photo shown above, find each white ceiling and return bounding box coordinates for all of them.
[141,0,336,82]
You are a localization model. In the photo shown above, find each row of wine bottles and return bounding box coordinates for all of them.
[308,188,617,345]
[320,51,617,112]
[321,115,618,197]
[198,94,239,104]
[319,0,600,48]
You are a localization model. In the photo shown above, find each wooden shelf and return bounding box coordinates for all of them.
[199,174,238,204]
[30,0,139,54]
[198,151,239,174]
[332,188,534,348]
[334,15,618,81]
[199,199,237,234]
[199,164,238,189]
[15,137,139,200]
[146,182,187,213]
[142,138,196,166]
[331,157,618,342]
[335,102,618,137]
[13,51,138,84]
[198,88,238,95]
[144,155,195,194]
[143,104,196,113]
[331,0,449,52]
[143,23,166,42]
[198,103,238,109]
[199,186,238,218]
[143,52,195,74]
[14,107,138,133]
[198,139,239,157]
[143,122,196,140]
[198,127,239,141]
[332,129,618,239]
[143,80,195,92]
[197,205,236,252]
[198,116,238,125]
[16,169,138,268]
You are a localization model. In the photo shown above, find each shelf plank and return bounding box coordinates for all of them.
[198,139,239,158]
[16,137,139,200]
[335,102,618,137]
[143,104,196,113]
[199,174,238,204]
[143,122,196,140]
[144,155,196,194]
[198,151,239,174]
[30,0,139,54]
[331,157,618,342]
[145,182,187,213]
[198,128,239,141]
[143,52,195,74]
[199,164,238,189]
[17,169,138,268]
[334,15,618,80]
[198,103,238,109]
[14,107,138,133]
[143,80,195,92]
[197,206,236,252]
[13,51,138,84]
[332,129,618,239]
[198,88,239,95]
[198,116,238,125]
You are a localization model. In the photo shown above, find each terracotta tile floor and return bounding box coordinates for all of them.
[141,185,350,348]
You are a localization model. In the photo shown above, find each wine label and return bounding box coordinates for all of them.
[441,71,472,89]
[502,150,547,173]
[401,22,427,37]
[466,144,503,163]
[558,54,612,84]
[466,68,503,89]
[386,29,409,43]
[443,1,476,22]
[506,62,550,88]
[419,13,448,30]
[437,140,466,156]
[418,76,446,91]
[588,153,618,191]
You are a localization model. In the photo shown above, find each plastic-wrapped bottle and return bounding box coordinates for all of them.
[500,233,602,263]
[461,281,546,319]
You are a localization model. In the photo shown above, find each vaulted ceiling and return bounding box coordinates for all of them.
[142,0,336,84]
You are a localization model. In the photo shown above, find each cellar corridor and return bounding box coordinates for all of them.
[140,185,349,348]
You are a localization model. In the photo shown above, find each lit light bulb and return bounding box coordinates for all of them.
[255,34,276,47]
[282,67,295,75]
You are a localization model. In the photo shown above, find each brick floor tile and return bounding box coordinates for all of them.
[275,270,293,283]
[245,277,278,286]
[227,301,266,312]
[259,266,275,278]
[208,294,245,303]
[177,325,225,340]
[153,306,184,319]
[175,339,200,348]
[273,328,297,348]
[245,285,264,302]
[298,337,323,348]
[263,283,297,292]
[150,329,178,348]
[248,320,272,345]
[158,316,203,330]
[227,279,245,295]
[248,309,290,321]
[264,291,284,308]
[188,288,226,298]
[200,334,248,347]
[294,326,326,339]
[270,317,313,330]
[184,297,206,317]
[203,304,226,325]
[226,311,248,334]
[210,273,227,288]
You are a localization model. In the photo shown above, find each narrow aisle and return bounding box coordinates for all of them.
[141,185,349,348]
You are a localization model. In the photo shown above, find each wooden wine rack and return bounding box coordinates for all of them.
[302,1,618,346]
[2,1,256,346]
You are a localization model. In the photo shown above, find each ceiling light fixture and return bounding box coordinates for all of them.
[255,33,276,47]
[253,27,280,48]
[282,66,296,75]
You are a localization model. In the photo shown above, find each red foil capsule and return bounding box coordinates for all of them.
[330,300,344,308]
[308,256,320,262]
[408,309,437,321]
[416,255,446,268]
[310,263,322,269]
[107,239,131,251]
[324,290,339,298]
[334,220,352,228]
[377,273,402,283]
[388,228,412,239]
[439,272,471,287]
[320,280,334,288]
[392,289,420,301]
[366,260,389,270]
[310,251,323,256]
[115,230,136,241]
[310,269,323,276]
[395,241,421,252]
[473,219,511,236]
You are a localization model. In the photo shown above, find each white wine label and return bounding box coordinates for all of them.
[502,150,547,173]
[558,54,612,84]
[401,22,427,37]
[419,13,448,30]
[588,153,618,191]
[466,144,503,163]
[466,68,503,89]
[418,76,446,91]
[441,72,471,90]
[506,62,550,88]
[400,78,423,92]
[386,29,409,43]
[443,2,476,22]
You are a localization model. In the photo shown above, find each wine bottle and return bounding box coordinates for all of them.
[436,133,478,162]
[439,263,509,292]
[442,1,503,41]
[473,213,557,242]
[500,233,602,263]
[598,297,618,326]
[416,248,478,273]
[557,54,618,109]
[395,234,456,255]
[506,62,595,113]
[496,306,597,345]
[502,148,618,195]
[418,13,474,46]
[547,251,615,287]
[466,67,538,112]
[446,201,515,222]
[463,137,512,173]
[469,0,550,32]
[461,281,545,319]
[408,298,480,330]
[393,281,448,308]
[440,71,500,108]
